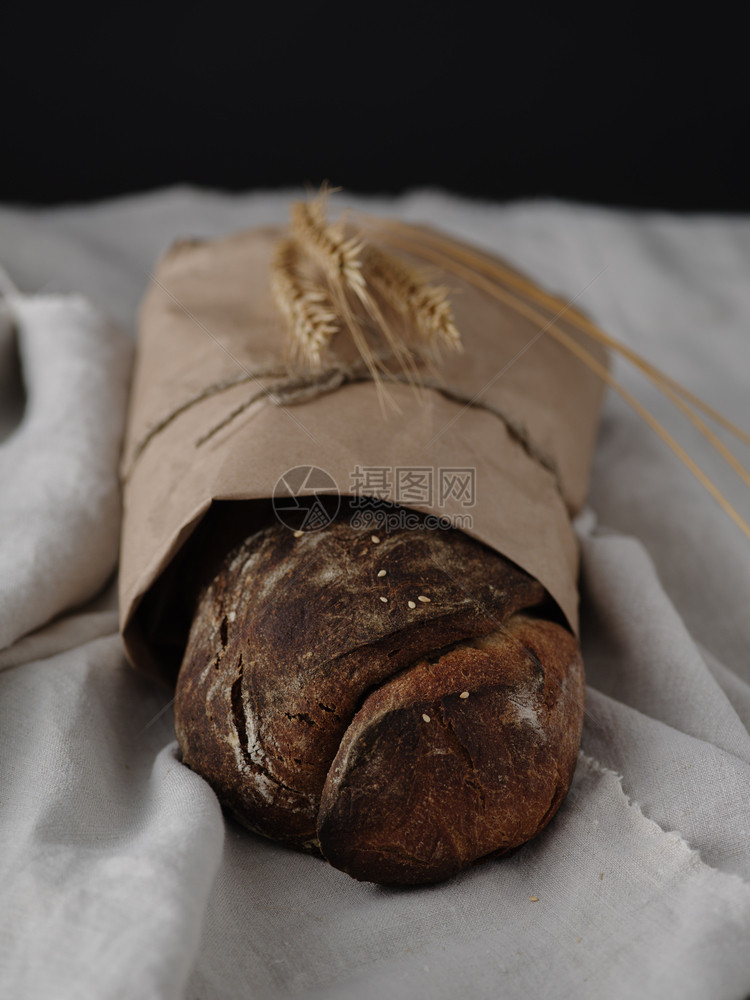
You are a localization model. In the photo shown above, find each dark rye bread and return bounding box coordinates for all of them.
[174,511,585,884]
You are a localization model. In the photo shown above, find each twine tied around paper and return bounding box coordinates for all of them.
[123,192,561,487]
[123,350,561,489]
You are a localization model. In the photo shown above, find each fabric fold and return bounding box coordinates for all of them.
[0,286,132,650]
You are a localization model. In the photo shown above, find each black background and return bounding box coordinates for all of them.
[2,4,747,210]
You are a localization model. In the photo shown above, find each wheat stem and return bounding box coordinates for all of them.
[376,222,750,490]
[369,217,750,449]
[373,227,750,542]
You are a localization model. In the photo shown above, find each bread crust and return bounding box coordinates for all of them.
[318,615,584,883]
[174,513,583,882]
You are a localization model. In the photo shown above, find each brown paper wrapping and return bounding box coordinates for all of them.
[119,220,608,687]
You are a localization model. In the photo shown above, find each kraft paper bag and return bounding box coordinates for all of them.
[119,214,608,686]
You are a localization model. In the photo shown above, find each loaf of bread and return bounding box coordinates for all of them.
[174,504,585,884]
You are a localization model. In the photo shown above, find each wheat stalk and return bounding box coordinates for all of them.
[270,238,339,370]
[288,194,426,393]
[374,219,750,486]
[363,244,462,354]
[372,224,750,542]
[290,199,366,295]
[368,216,750,450]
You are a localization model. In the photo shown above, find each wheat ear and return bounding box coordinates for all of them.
[290,200,366,295]
[290,195,425,391]
[270,238,339,370]
[363,245,462,353]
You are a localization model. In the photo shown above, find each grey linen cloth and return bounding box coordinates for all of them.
[0,189,749,1000]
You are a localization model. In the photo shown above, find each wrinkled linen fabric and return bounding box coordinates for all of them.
[0,282,131,649]
[0,190,748,1000]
